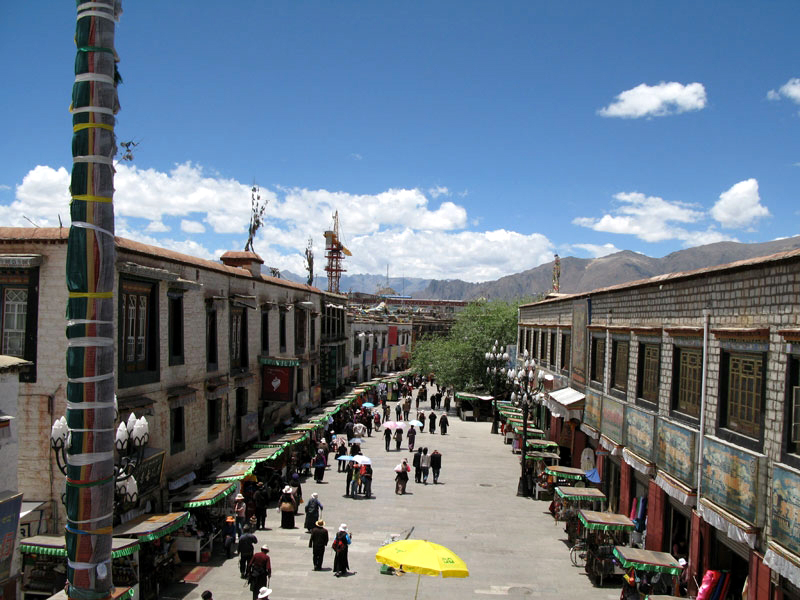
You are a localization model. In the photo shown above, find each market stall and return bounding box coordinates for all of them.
[576,510,634,586]
[613,546,682,598]
[113,512,190,600]
[455,392,494,421]
[168,482,235,562]
[545,465,588,486]
[19,535,139,600]
[554,486,607,532]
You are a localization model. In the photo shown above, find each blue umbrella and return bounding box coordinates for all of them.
[362,402,375,408]
[337,455,355,461]
[408,420,423,427]
[349,438,363,444]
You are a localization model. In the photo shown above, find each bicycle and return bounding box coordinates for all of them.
[570,539,587,568]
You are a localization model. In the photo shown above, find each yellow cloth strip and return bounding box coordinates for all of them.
[72,195,113,203]
[73,122,114,132]
[69,292,113,299]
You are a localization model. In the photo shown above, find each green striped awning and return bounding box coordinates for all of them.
[113,512,191,543]
[214,461,256,482]
[545,465,587,480]
[20,536,141,559]
[613,546,682,575]
[176,482,237,509]
[555,486,607,502]
[578,510,634,532]
[241,446,286,463]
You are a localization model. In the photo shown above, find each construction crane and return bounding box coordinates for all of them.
[324,211,351,293]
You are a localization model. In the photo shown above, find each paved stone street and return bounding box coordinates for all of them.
[164,394,621,600]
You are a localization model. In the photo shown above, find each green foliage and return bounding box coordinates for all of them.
[409,298,535,392]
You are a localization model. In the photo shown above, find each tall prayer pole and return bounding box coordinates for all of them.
[64,1,122,597]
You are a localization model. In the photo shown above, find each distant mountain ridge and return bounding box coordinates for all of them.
[282,236,800,301]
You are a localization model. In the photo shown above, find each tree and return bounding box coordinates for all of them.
[409,298,535,392]
[245,184,268,252]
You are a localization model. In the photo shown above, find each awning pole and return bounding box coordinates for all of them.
[697,308,711,496]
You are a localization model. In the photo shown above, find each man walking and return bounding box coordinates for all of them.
[238,525,259,578]
[247,545,271,600]
[431,449,442,484]
[253,483,268,530]
[383,426,392,452]
[308,519,329,571]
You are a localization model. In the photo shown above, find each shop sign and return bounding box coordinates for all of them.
[571,299,589,386]
[702,436,760,524]
[584,390,602,429]
[601,396,624,444]
[771,465,800,556]
[0,492,22,582]
[388,326,398,346]
[262,366,293,403]
[240,413,258,443]
[625,405,655,461]
[135,449,166,495]
[656,419,696,486]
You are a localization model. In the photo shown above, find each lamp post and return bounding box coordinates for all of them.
[485,340,509,434]
[510,350,546,497]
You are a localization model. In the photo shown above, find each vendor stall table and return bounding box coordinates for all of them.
[240,445,285,464]
[554,487,607,536]
[545,465,587,481]
[614,546,682,597]
[168,483,235,561]
[575,511,635,586]
[213,461,256,482]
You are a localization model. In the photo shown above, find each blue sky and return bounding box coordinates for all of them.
[1,1,798,282]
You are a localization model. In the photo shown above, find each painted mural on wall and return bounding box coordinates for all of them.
[625,406,655,461]
[702,436,759,524]
[571,299,588,386]
[601,396,625,443]
[771,464,800,556]
[584,389,602,430]
[656,419,696,486]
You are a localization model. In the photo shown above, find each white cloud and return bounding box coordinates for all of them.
[181,219,206,234]
[0,165,70,227]
[349,153,363,161]
[572,243,620,258]
[598,82,707,118]
[710,179,770,229]
[0,184,10,191]
[767,78,800,104]
[145,220,170,233]
[428,186,450,199]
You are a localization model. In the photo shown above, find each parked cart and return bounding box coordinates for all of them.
[553,487,607,542]
[572,509,634,586]
[613,546,682,598]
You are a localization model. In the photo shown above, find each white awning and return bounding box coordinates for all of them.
[655,470,697,507]
[698,498,758,549]
[765,542,800,589]
[623,448,656,476]
[544,387,585,421]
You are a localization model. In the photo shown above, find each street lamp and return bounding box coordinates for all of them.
[510,351,546,497]
[485,340,509,434]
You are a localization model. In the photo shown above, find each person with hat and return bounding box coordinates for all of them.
[222,515,236,558]
[237,525,259,578]
[233,493,247,540]
[308,518,329,571]
[312,448,327,483]
[257,587,272,599]
[247,545,271,600]
[303,492,323,532]
[332,524,352,577]
[278,485,297,529]
[253,482,268,530]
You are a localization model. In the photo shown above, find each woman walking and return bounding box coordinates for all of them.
[312,449,327,483]
[394,427,403,451]
[303,492,322,531]
[332,524,352,577]
[428,411,437,434]
[278,486,296,529]
[407,425,417,452]
[431,449,442,483]
[394,459,411,494]
[439,413,449,435]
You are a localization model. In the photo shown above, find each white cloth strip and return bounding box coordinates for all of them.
[72,221,114,237]
[69,512,114,524]
[74,73,115,85]
[764,548,800,589]
[67,401,116,410]
[67,319,114,326]
[67,451,114,465]
[67,337,114,347]
[68,559,111,570]
[71,105,116,116]
[73,155,115,166]
[76,9,117,22]
[68,373,115,384]
[77,2,116,10]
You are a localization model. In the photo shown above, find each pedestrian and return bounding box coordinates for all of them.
[444,393,451,414]
[350,464,361,498]
[332,524,352,577]
[201,591,213,600]
[344,460,354,497]
[394,427,403,451]
[336,439,347,472]
[431,449,442,484]
[403,398,411,420]
[308,519,329,571]
[344,420,354,440]
[246,545,271,600]
[278,485,296,529]
[303,492,323,531]
[420,447,431,484]
[238,525,258,578]
[290,473,303,512]
[313,449,327,483]
[395,402,402,421]
[394,459,411,494]
[439,412,449,435]
[361,463,373,498]
[373,411,381,431]
[253,483,268,530]
[413,448,422,483]
[383,404,391,422]
[222,516,236,558]
[383,427,392,452]
[417,410,425,432]
[428,411,437,434]
[365,415,373,437]
[234,493,247,539]
[353,421,367,439]
[407,425,417,451]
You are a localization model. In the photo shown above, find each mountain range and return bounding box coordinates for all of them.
[281,236,800,301]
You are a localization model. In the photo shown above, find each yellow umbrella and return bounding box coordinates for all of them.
[375,539,469,599]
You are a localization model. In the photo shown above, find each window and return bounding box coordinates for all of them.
[0,267,38,381]
[611,340,629,393]
[310,316,316,349]
[672,346,702,419]
[120,278,158,387]
[591,337,605,384]
[720,351,765,439]
[637,343,660,405]
[170,405,185,454]
[295,309,307,353]
[549,332,557,367]
[354,336,362,357]
[261,309,269,354]
[207,397,221,442]
[560,333,571,371]
[2,288,27,357]
[279,310,287,353]
[230,306,248,370]
[791,386,800,449]
[206,305,218,371]
[785,356,800,459]
[533,331,540,358]
[168,291,184,366]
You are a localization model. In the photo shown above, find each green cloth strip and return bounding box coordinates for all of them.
[216,463,255,482]
[556,488,604,502]
[184,484,236,508]
[20,543,140,559]
[137,513,190,543]
[545,468,584,480]
[578,512,634,532]
[77,45,114,53]
[612,547,682,575]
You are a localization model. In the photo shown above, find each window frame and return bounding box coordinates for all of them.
[636,342,660,409]
[119,277,159,388]
[717,349,766,450]
[670,344,703,424]
[170,405,185,454]
[610,339,630,397]
[782,353,800,469]
[295,308,307,354]
[206,304,218,372]
[260,308,270,355]
[0,267,40,381]
[549,331,557,368]
[167,290,184,366]
[207,397,222,442]
[230,305,248,372]
[560,332,571,373]
[279,310,287,353]
[590,335,605,387]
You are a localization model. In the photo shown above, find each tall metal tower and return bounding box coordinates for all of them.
[324,211,350,293]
